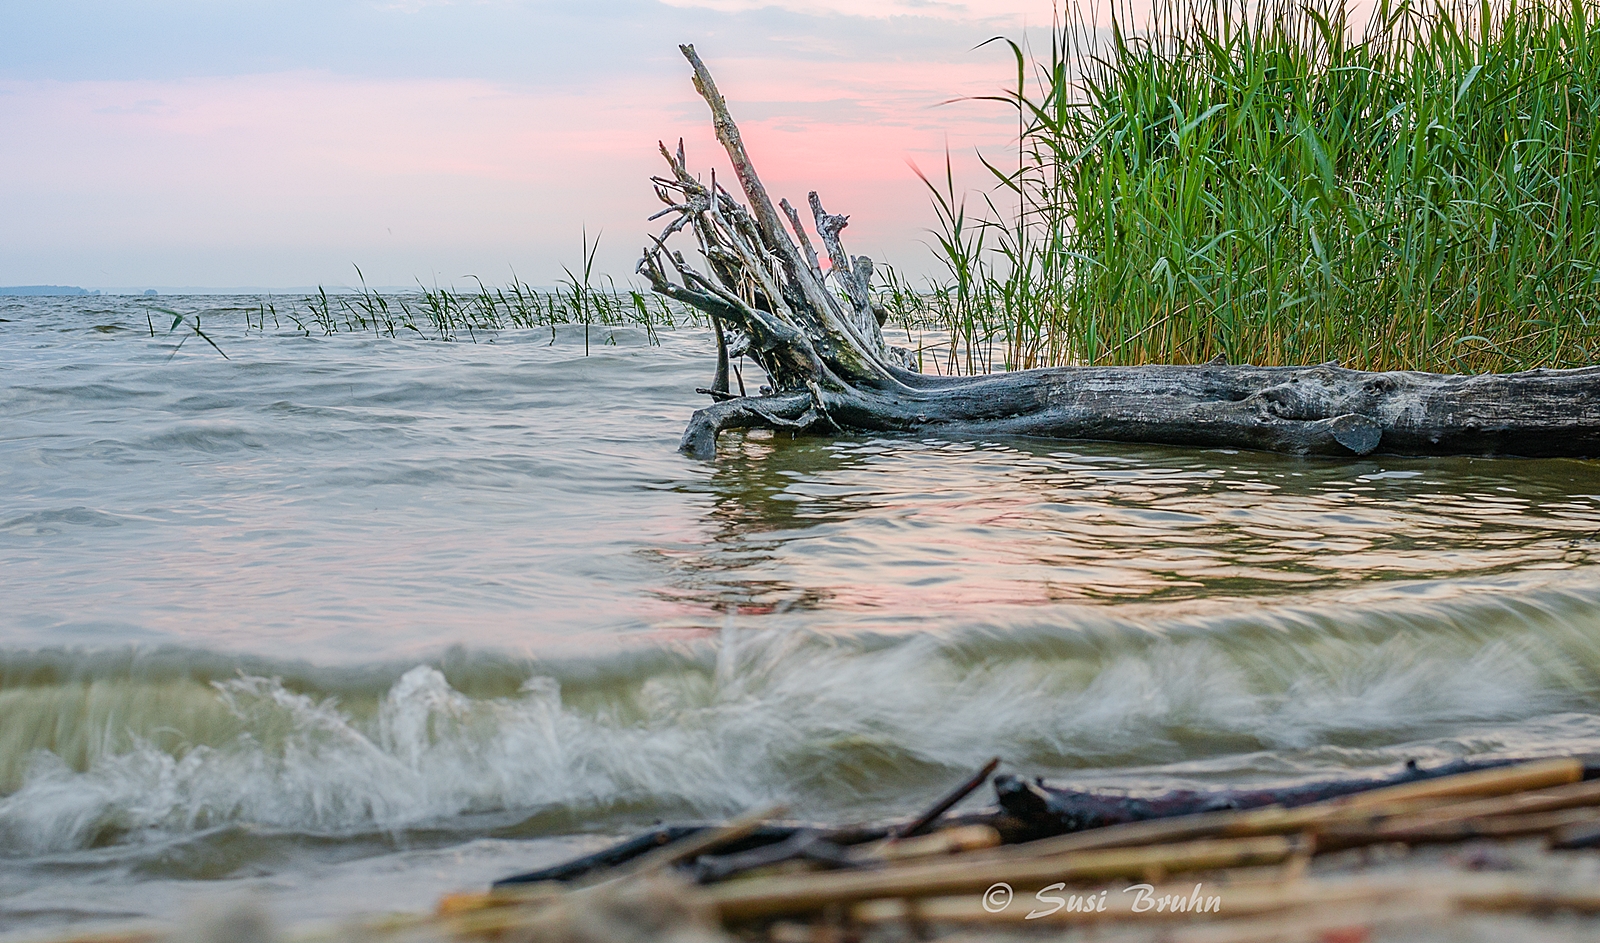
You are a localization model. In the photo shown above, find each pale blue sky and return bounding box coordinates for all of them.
[1,1,1050,289]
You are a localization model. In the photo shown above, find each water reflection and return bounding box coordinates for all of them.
[6,293,1600,644]
[653,430,1600,619]
[648,431,870,615]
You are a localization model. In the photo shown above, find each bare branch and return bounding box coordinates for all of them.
[780,198,823,280]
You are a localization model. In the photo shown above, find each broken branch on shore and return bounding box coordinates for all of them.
[433,755,1600,943]
[639,45,1600,460]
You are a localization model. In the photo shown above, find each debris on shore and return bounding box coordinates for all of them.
[30,755,1600,943]
[448,755,1600,942]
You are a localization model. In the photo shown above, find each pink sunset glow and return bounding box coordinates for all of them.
[0,1,1085,290]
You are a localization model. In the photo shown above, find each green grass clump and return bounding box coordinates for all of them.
[898,0,1600,374]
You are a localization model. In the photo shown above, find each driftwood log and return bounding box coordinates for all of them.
[640,45,1600,460]
[991,757,1533,836]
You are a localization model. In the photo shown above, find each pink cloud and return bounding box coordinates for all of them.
[0,53,1022,286]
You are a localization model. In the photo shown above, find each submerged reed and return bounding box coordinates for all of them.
[893,0,1600,374]
[241,269,703,345]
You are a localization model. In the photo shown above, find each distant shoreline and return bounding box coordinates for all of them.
[0,285,98,296]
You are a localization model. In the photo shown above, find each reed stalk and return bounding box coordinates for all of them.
[903,0,1600,373]
[236,262,702,345]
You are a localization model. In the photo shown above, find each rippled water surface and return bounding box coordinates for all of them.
[3,295,1600,933]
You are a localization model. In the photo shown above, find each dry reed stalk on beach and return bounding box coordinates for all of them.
[411,760,1600,943]
[1400,778,1600,821]
[851,873,1405,926]
[696,835,1305,921]
[42,760,1600,943]
[850,872,1600,928]
[609,804,789,880]
[851,824,1003,862]
[874,758,1586,867]
[1318,807,1600,848]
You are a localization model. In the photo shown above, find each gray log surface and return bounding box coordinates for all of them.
[641,46,1600,462]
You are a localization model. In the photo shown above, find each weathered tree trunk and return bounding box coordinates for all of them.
[640,46,1600,461]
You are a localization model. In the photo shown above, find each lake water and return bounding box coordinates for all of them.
[4,294,1600,934]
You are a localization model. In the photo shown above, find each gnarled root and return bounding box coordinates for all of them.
[679,391,822,459]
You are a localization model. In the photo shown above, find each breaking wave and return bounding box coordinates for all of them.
[5,573,1600,855]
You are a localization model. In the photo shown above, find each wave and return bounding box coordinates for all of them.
[4,574,1600,855]
[0,508,129,536]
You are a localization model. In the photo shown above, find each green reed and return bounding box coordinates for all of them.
[243,253,701,345]
[899,0,1600,373]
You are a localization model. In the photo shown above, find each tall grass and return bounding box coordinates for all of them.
[900,0,1600,373]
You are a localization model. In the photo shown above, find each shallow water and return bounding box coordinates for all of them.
[3,295,1600,933]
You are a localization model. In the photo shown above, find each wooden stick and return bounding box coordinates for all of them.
[611,802,788,880]
[1550,819,1600,849]
[676,45,892,374]
[894,757,1001,839]
[931,757,1587,866]
[1318,807,1600,849]
[1166,877,1600,943]
[676,45,795,271]
[1329,757,1583,809]
[851,875,1404,925]
[1386,776,1600,823]
[852,824,1003,863]
[695,835,1304,921]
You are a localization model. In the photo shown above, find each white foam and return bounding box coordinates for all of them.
[2,600,1596,854]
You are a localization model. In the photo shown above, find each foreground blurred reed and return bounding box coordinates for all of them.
[884,0,1600,375]
[44,756,1600,943]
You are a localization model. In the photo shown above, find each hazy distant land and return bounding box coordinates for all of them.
[0,285,99,296]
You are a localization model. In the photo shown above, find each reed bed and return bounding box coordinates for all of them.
[242,278,702,346]
[890,0,1600,375]
[238,239,704,347]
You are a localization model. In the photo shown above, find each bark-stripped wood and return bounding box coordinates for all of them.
[639,45,1600,460]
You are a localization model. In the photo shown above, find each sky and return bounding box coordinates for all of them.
[0,0,1061,291]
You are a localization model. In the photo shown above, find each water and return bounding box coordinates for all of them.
[3,295,1600,933]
